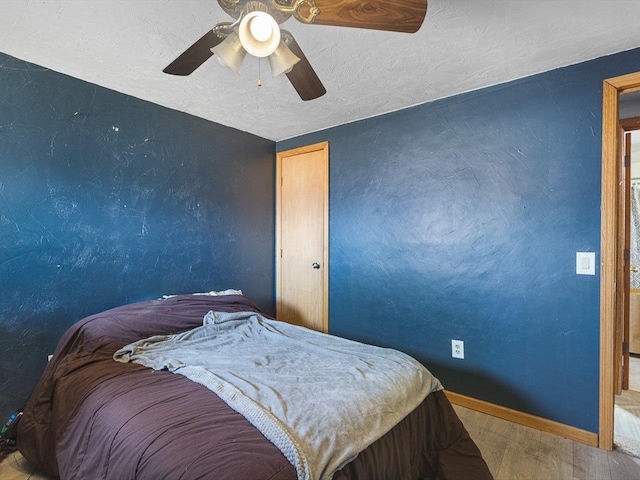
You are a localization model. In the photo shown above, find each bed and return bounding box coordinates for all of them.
[17,293,492,479]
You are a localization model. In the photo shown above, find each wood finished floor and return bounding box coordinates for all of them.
[615,355,640,454]
[629,355,640,393]
[454,405,640,480]
[0,450,52,480]
[1,405,640,479]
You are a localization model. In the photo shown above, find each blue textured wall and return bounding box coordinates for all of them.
[279,47,640,433]
[0,52,275,421]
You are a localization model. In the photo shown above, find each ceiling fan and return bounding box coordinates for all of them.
[163,0,428,101]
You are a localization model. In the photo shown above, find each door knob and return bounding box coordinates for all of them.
[312,262,320,269]
[632,266,639,273]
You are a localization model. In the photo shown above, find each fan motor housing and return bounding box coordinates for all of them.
[218,0,292,24]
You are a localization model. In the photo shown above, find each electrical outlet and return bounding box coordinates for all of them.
[452,340,464,359]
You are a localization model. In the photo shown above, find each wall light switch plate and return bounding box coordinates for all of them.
[576,252,595,275]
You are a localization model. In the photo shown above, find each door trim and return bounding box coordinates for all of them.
[276,141,330,332]
[600,71,640,450]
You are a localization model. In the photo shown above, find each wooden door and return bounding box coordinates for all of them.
[276,142,329,332]
[622,131,632,391]
[630,291,640,354]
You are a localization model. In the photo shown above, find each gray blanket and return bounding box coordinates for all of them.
[114,311,442,480]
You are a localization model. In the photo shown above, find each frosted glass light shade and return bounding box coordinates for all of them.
[239,11,280,58]
[211,32,246,74]
[268,41,300,77]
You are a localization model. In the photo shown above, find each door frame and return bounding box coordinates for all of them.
[600,71,640,450]
[275,141,330,332]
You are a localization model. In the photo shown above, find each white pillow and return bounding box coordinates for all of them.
[161,289,243,299]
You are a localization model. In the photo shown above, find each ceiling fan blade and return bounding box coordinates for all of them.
[282,32,326,101]
[310,0,428,33]
[163,29,223,76]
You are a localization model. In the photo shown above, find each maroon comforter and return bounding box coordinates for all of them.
[18,295,492,479]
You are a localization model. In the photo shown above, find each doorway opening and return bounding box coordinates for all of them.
[600,71,640,450]
[614,120,640,455]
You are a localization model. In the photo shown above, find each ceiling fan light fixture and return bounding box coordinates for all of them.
[239,11,281,58]
[211,32,246,74]
[267,41,301,77]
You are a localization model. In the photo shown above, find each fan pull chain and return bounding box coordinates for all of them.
[258,58,262,87]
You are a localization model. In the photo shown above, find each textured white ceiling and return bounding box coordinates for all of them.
[1,0,640,141]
